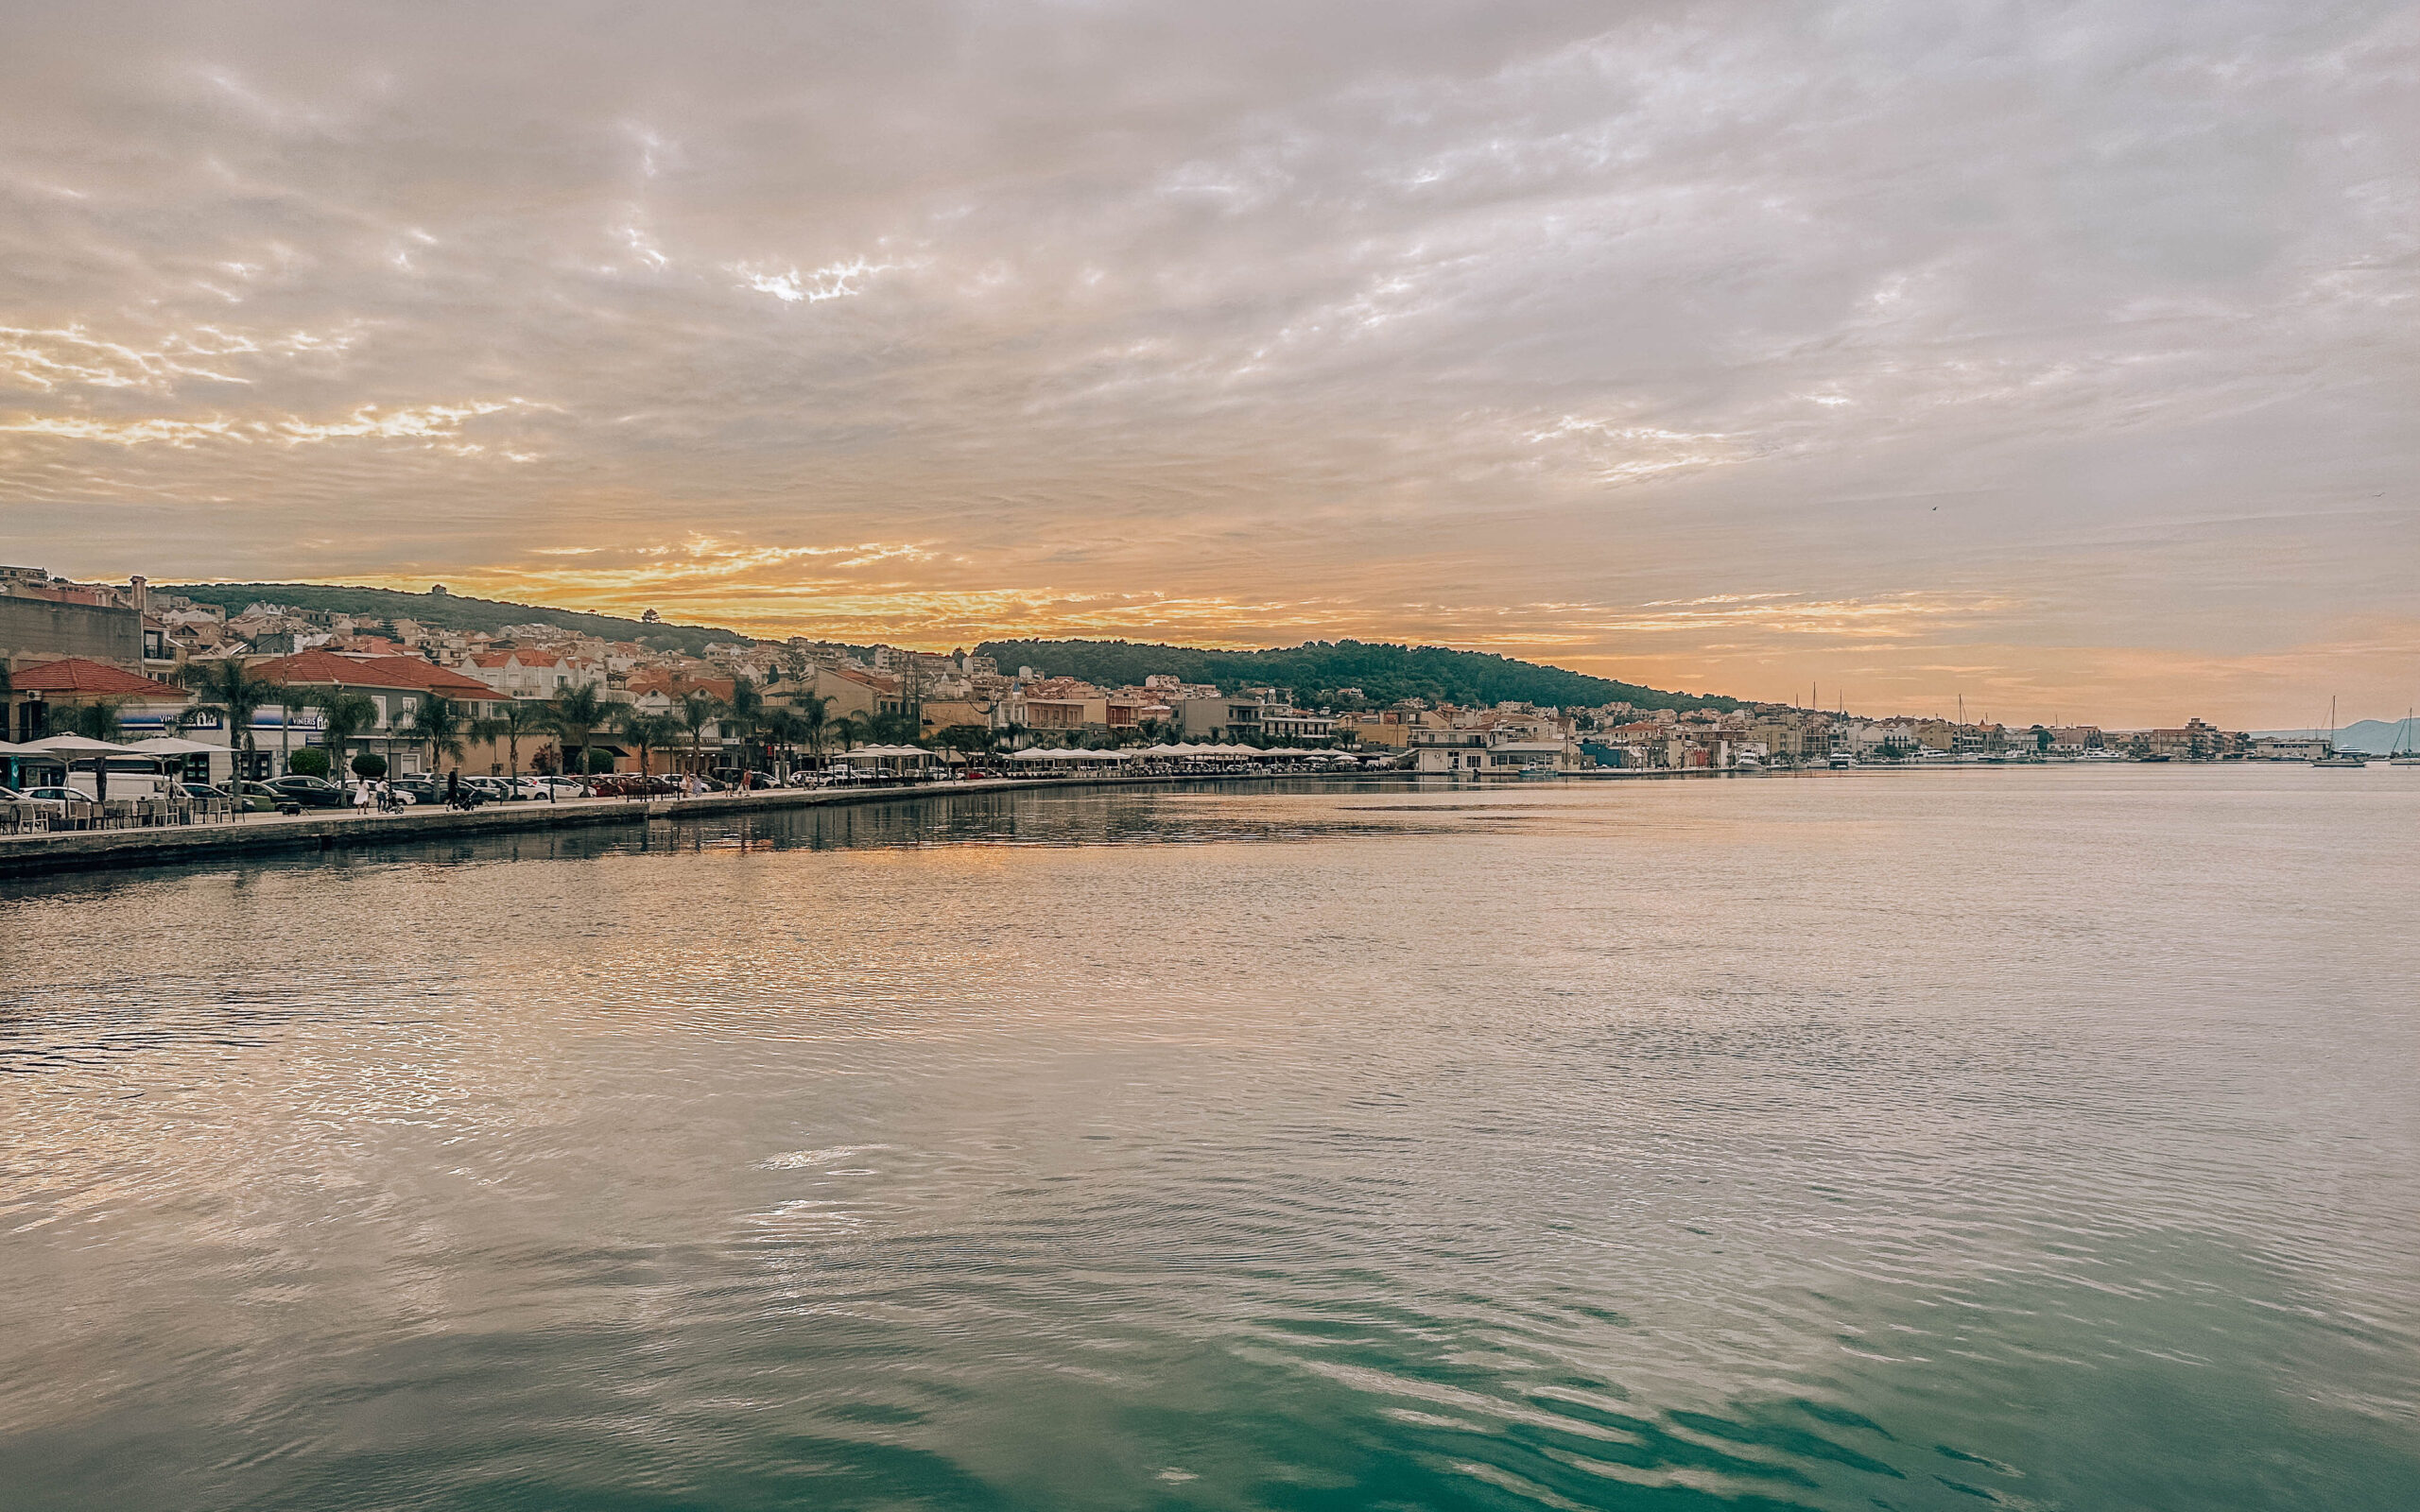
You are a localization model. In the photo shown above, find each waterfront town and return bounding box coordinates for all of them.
[0,564,2325,810]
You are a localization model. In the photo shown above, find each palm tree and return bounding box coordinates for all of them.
[401,690,471,775]
[678,691,722,778]
[544,684,609,778]
[722,677,766,772]
[613,707,682,781]
[177,659,279,779]
[794,692,832,762]
[302,687,379,781]
[63,698,125,742]
[760,707,806,780]
[471,697,548,781]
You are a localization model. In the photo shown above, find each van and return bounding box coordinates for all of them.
[63,770,172,800]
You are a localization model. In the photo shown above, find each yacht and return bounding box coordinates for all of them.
[2312,697,2369,767]
[2392,709,2419,767]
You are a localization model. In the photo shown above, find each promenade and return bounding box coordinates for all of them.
[0,772,1404,881]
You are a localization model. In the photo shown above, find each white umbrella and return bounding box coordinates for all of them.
[1008,747,1055,761]
[27,735,127,754]
[124,735,227,755]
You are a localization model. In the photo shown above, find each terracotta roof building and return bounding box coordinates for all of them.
[8,657,186,700]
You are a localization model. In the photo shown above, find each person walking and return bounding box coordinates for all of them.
[446,769,461,809]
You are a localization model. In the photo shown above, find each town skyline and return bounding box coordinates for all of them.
[6,3,2414,730]
[8,563,2404,739]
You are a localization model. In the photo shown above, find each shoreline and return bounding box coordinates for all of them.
[0,759,2337,883]
[0,771,1415,882]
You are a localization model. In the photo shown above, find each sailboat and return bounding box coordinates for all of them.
[2392,707,2420,767]
[2312,697,2368,767]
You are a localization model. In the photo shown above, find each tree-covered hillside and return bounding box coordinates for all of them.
[977,639,1740,712]
[165,583,754,657]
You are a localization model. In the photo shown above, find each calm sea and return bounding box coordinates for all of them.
[4,767,2416,1510]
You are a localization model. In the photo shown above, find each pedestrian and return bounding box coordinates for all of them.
[352,778,371,812]
[446,769,460,809]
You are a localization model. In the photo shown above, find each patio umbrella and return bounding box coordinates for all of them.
[26,734,127,800]
[124,736,227,755]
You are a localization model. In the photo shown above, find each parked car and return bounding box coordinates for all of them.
[461,776,516,802]
[265,774,349,808]
[3,784,79,816]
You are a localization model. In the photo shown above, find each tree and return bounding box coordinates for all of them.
[177,660,280,774]
[934,724,994,760]
[761,707,807,778]
[471,697,549,781]
[721,677,766,769]
[300,687,379,782]
[402,690,471,772]
[613,708,683,780]
[867,708,919,745]
[544,685,609,778]
[678,691,722,775]
[351,752,389,780]
[63,699,124,742]
[826,714,866,755]
[286,747,333,778]
[793,692,832,758]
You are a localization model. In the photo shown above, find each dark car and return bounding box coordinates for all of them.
[264,774,349,808]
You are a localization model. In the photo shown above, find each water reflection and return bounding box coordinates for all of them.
[3,768,2417,1510]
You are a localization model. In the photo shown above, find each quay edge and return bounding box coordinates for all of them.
[0,771,1411,882]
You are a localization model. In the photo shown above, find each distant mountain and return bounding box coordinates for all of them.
[976,638,1742,713]
[165,582,759,658]
[2249,718,2417,755]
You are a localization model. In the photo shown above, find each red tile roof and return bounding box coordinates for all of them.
[253,650,493,697]
[8,658,186,698]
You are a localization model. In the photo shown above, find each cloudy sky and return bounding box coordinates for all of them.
[3,1,2412,726]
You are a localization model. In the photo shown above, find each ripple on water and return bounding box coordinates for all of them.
[2,771,2417,1510]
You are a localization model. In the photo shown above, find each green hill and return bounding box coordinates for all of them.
[164,583,757,657]
[977,638,1740,713]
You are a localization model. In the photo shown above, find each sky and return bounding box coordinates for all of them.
[1,1,2413,728]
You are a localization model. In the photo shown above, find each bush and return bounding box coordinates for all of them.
[286,747,332,778]
[351,752,389,780]
[583,747,617,774]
